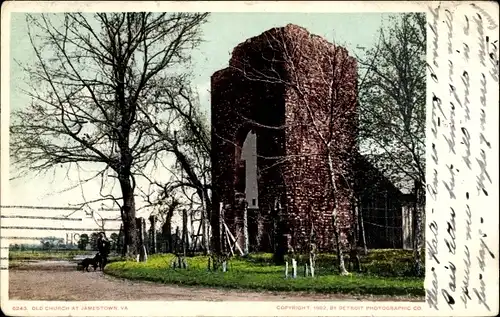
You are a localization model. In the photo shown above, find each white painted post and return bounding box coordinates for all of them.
[222,260,227,272]
[305,263,309,277]
[285,261,289,278]
[292,259,297,278]
[310,257,315,278]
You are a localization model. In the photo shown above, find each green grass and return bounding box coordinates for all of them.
[248,249,424,277]
[105,251,424,297]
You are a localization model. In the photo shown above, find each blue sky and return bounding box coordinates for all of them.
[10,12,391,116]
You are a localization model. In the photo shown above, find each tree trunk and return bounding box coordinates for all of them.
[218,203,225,254]
[333,211,349,275]
[359,198,368,255]
[163,221,172,253]
[309,223,316,277]
[201,189,211,255]
[210,199,222,255]
[119,177,139,260]
[348,194,361,272]
[149,215,157,254]
[118,224,125,256]
[182,209,188,256]
[353,195,360,247]
[273,199,285,265]
[326,152,349,275]
[413,180,423,276]
[142,217,149,257]
[243,202,249,255]
[161,202,176,253]
[136,217,147,262]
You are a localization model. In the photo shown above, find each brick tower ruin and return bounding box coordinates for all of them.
[211,24,358,254]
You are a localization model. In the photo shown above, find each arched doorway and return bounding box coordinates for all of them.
[234,129,259,209]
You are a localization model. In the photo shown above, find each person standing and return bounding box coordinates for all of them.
[97,232,110,270]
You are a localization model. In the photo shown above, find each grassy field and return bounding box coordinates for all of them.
[105,250,424,297]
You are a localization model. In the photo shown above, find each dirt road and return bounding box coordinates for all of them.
[8,261,423,301]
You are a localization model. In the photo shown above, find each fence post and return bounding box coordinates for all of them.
[285,261,289,278]
[292,259,297,278]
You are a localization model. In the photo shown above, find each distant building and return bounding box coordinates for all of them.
[353,154,420,250]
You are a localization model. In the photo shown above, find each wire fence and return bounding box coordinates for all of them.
[0,205,122,249]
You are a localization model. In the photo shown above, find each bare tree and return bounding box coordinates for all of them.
[229,26,357,274]
[136,80,212,254]
[357,13,426,275]
[156,197,181,253]
[10,12,209,259]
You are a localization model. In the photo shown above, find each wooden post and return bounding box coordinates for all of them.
[225,230,234,257]
[182,209,188,257]
[223,222,244,256]
[285,261,289,278]
[191,216,203,253]
[292,259,297,278]
[304,263,309,277]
